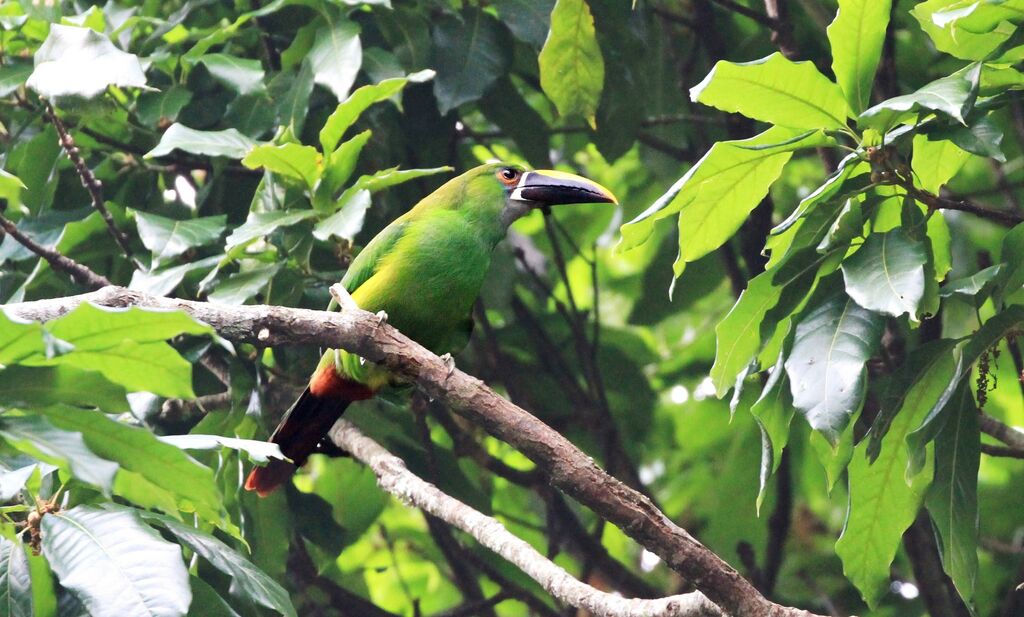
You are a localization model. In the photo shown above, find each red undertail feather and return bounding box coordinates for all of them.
[245,366,374,496]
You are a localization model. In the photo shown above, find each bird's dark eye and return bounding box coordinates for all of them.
[497,168,521,185]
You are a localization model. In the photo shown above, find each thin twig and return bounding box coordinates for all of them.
[0,214,112,290]
[979,413,1024,450]
[980,443,1024,459]
[41,100,143,270]
[710,0,778,27]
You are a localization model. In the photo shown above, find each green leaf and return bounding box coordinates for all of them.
[313,189,371,241]
[187,576,240,617]
[932,0,1024,33]
[319,131,372,204]
[318,71,433,153]
[138,512,296,617]
[270,61,315,135]
[309,17,362,100]
[350,167,452,194]
[433,9,510,115]
[224,210,318,253]
[711,248,821,396]
[912,0,1015,60]
[0,311,44,366]
[0,366,127,411]
[159,434,286,465]
[493,0,554,48]
[841,229,928,318]
[539,0,604,127]
[691,52,850,130]
[133,212,226,264]
[859,64,981,131]
[242,144,321,189]
[751,357,795,513]
[784,290,883,442]
[925,384,980,602]
[207,263,282,305]
[41,504,191,617]
[136,86,193,127]
[912,133,971,193]
[0,169,25,211]
[39,406,225,528]
[827,0,892,113]
[51,340,194,398]
[620,127,826,254]
[0,415,118,492]
[0,62,32,98]
[0,537,33,617]
[27,25,147,99]
[837,416,934,607]
[145,124,259,160]
[128,257,219,298]
[195,54,265,95]
[997,223,1024,305]
[940,264,1003,299]
[46,303,212,350]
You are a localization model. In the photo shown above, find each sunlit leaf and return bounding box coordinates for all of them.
[195,54,265,95]
[133,212,226,264]
[0,366,127,411]
[146,124,259,159]
[41,504,191,617]
[691,52,851,130]
[309,16,362,100]
[0,415,118,492]
[242,144,321,189]
[841,229,928,318]
[313,189,371,241]
[319,71,433,153]
[539,0,604,127]
[27,25,147,99]
[159,434,286,465]
[827,0,892,113]
[912,133,971,193]
[860,64,981,130]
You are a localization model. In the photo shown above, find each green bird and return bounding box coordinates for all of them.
[246,162,617,495]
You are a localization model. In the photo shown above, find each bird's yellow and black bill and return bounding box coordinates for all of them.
[510,170,618,206]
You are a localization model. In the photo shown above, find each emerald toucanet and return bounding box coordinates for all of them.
[245,162,617,495]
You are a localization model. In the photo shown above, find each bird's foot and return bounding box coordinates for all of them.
[439,353,456,380]
[374,310,389,328]
[329,283,359,312]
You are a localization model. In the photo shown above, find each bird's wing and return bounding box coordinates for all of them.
[340,219,410,294]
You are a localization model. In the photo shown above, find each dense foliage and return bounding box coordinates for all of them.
[0,0,1023,616]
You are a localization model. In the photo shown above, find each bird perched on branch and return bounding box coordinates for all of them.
[245,162,617,495]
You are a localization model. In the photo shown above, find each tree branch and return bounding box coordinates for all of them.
[3,286,825,617]
[0,214,112,290]
[979,412,1024,450]
[329,419,720,617]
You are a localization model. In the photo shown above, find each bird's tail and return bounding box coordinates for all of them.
[245,368,374,496]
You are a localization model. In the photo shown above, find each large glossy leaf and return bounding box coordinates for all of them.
[138,512,296,617]
[932,0,1024,33]
[0,169,25,211]
[0,62,32,98]
[208,263,282,305]
[224,210,318,253]
[0,415,118,492]
[313,189,371,241]
[432,9,510,115]
[318,131,372,206]
[41,505,191,617]
[784,290,883,443]
[46,303,212,350]
[860,64,981,130]
[27,25,147,99]
[40,406,225,527]
[925,384,980,602]
[0,537,33,617]
[132,212,227,265]
[827,0,892,113]
[0,366,127,411]
[912,0,1014,60]
[841,229,928,318]
[309,17,362,100]
[912,133,971,193]
[318,70,433,153]
[539,0,604,127]
[620,127,827,254]
[242,144,321,189]
[136,87,193,127]
[691,52,851,130]
[146,124,259,160]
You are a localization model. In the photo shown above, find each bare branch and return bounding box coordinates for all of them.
[0,214,112,290]
[979,413,1024,450]
[329,419,720,617]
[3,287,826,617]
[41,100,143,270]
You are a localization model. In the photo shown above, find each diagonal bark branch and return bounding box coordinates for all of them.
[330,419,720,617]
[3,286,825,617]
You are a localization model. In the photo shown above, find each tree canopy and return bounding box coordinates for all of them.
[0,1,1023,616]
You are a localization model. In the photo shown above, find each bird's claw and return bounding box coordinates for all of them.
[374,310,389,328]
[329,283,359,312]
[440,353,456,379]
